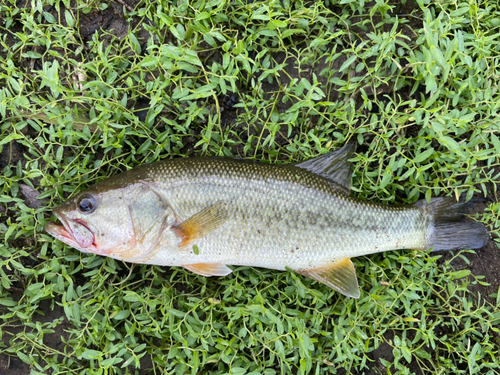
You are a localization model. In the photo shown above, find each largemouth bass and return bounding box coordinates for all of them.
[44,145,488,298]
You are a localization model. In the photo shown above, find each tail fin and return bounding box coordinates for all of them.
[416,197,488,251]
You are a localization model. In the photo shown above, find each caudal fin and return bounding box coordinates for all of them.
[416,197,489,251]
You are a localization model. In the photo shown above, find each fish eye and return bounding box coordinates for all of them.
[77,193,97,214]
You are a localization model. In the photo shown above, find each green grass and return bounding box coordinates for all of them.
[1,0,500,374]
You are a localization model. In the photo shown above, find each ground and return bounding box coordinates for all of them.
[0,0,499,374]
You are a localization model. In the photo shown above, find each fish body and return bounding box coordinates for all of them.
[45,145,488,298]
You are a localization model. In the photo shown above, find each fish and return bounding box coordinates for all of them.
[44,144,489,298]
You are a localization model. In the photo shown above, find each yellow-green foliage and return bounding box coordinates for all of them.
[0,0,499,374]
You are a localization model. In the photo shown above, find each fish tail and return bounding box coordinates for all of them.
[416,197,489,251]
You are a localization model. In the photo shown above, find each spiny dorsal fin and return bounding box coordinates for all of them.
[183,263,233,277]
[295,143,355,194]
[296,257,360,298]
[172,202,228,247]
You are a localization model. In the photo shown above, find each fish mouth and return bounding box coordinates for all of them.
[44,211,97,253]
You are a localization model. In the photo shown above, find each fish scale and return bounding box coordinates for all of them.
[45,144,489,298]
[138,158,425,268]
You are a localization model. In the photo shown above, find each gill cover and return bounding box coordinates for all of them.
[118,184,175,262]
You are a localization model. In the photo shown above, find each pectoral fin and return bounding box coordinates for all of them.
[297,257,360,298]
[172,202,228,247]
[183,263,233,277]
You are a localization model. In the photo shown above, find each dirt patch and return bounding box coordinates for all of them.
[0,142,24,170]
[0,355,30,375]
[78,0,150,41]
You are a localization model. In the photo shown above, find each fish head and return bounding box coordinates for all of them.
[44,186,137,257]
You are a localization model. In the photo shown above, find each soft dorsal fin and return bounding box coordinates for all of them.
[296,257,360,298]
[295,144,355,194]
[172,202,228,247]
[183,263,233,277]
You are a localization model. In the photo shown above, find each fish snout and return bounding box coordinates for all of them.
[45,211,96,252]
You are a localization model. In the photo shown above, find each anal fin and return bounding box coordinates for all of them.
[296,257,360,298]
[183,263,233,277]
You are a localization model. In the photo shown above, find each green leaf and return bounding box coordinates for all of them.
[65,10,75,27]
[440,136,462,154]
[268,20,287,30]
[139,56,160,67]
[380,169,393,189]
[0,299,17,306]
[450,270,471,280]
[101,357,123,367]
[81,350,102,360]
[196,12,211,20]
[491,134,500,154]
[401,347,412,363]
[44,11,56,23]
[112,310,131,320]
[330,77,347,86]
[17,352,31,364]
[7,77,21,93]
[456,30,464,52]
[339,55,357,73]
[413,148,434,163]
[233,40,244,55]
[281,29,306,39]
[416,349,431,359]
[22,51,42,58]
[181,51,202,66]
[129,33,141,54]
[450,7,469,17]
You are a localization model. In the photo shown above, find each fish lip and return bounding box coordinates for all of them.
[44,211,72,241]
[46,210,97,253]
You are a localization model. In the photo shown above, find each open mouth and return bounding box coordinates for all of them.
[44,212,96,252]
